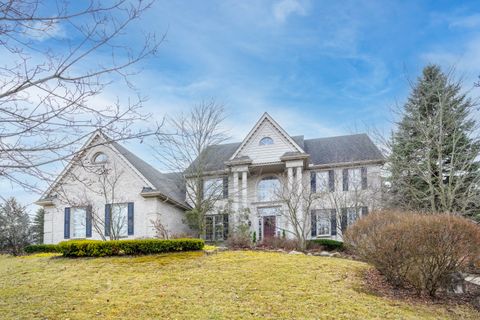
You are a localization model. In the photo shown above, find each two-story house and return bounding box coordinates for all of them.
[37,113,384,244]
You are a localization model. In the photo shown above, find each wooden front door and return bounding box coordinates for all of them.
[263,216,276,239]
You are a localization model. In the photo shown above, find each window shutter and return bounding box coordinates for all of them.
[64,207,70,239]
[328,170,335,192]
[86,206,92,238]
[310,171,316,193]
[342,169,349,191]
[341,208,348,232]
[310,210,317,237]
[330,209,337,236]
[199,178,204,200]
[104,204,111,237]
[361,167,367,190]
[223,214,229,240]
[223,176,229,199]
[361,206,369,217]
[128,202,134,235]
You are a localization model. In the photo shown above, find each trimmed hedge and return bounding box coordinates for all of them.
[307,239,344,251]
[24,244,60,254]
[58,238,205,257]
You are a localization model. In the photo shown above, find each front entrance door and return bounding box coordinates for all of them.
[263,216,276,239]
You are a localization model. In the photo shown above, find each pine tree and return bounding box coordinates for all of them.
[32,208,45,244]
[388,65,480,219]
[0,197,31,255]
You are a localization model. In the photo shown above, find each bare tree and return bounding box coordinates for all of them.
[0,0,164,193]
[55,152,129,240]
[152,100,229,237]
[274,173,318,251]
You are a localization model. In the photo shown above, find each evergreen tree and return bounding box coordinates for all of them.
[0,197,31,255]
[388,65,480,219]
[32,208,45,244]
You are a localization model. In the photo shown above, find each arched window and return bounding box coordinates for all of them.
[259,137,273,145]
[92,152,108,163]
[257,176,280,202]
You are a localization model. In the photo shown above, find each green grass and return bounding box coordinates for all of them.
[0,251,478,319]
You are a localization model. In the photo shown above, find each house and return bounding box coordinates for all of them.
[37,113,384,244]
[36,131,191,244]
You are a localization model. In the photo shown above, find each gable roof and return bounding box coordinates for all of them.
[38,131,188,208]
[229,112,305,160]
[195,133,384,172]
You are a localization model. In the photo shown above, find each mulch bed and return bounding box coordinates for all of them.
[362,268,480,309]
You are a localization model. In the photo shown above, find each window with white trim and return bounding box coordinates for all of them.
[257,176,280,202]
[92,152,108,163]
[203,178,223,199]
[315,209,331,236]
[316,171,329,192]
[259,137,273,145]
[347,207,358,226]
[71,207,87,239]
[112,203,128,237]
[348,168,362,189]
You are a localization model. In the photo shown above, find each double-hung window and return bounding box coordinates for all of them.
[71,207,87,239]
[111,203,128,237]
[315,209,331,236]
[203,178,224,199]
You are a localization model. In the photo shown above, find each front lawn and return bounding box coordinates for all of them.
[0,251,478,319]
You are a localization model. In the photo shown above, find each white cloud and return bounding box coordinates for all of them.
[273,0,308,23]
[449,14,480,29]
[24,21,66,41]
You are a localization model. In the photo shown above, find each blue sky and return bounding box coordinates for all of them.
[4,0,480,210]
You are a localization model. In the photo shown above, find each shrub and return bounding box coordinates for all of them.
[226,233,252,249]
[258,237,299,251]
[58,238,204,257]
[344,210,480,296]
[24,244,60,254]
[307,239,344,251]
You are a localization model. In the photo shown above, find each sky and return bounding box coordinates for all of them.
[3,0,480,211]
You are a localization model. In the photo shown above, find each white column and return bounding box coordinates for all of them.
[287,167,293,191]
[242,171,247,209]
[296,166,302,194]
[233,171,239,212]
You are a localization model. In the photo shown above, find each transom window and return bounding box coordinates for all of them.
[257,176,280,202]
[92,152,108,163]
[259,137,273,145]
[71,207,87,239]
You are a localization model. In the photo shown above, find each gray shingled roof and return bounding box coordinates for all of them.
[112,142,187,207]
[304,134,384,165]
[191,133,383,171]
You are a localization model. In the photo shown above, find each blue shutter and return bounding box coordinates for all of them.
[330,209,337,236]
[310,171,316,193]
[105,204,111,237]
[341,208,348,232]
[128,202,134,235]
[328,170,335,192]
[64,207,70,239]
[361,206,369,217]
[361,167,367,190]
[311,210,317,237]
[342,169,349,191]
[223,214,229,240]
[86,206,92,238]
[223,176,228,199]
[199,178,204,200]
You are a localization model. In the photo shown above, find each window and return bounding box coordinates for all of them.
[348,168,362,189]
[257,176,280,202]
[205,214,228,241]
[347,207,358,226]
[203,178,224,199]
[259,137,273,145]
[315,209,331,236]
[71,207,87,239]
[111,203,128,237]
[92,152,108,163]
[316,171,329,192]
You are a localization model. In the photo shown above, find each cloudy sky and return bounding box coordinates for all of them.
[4,0,480,210]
